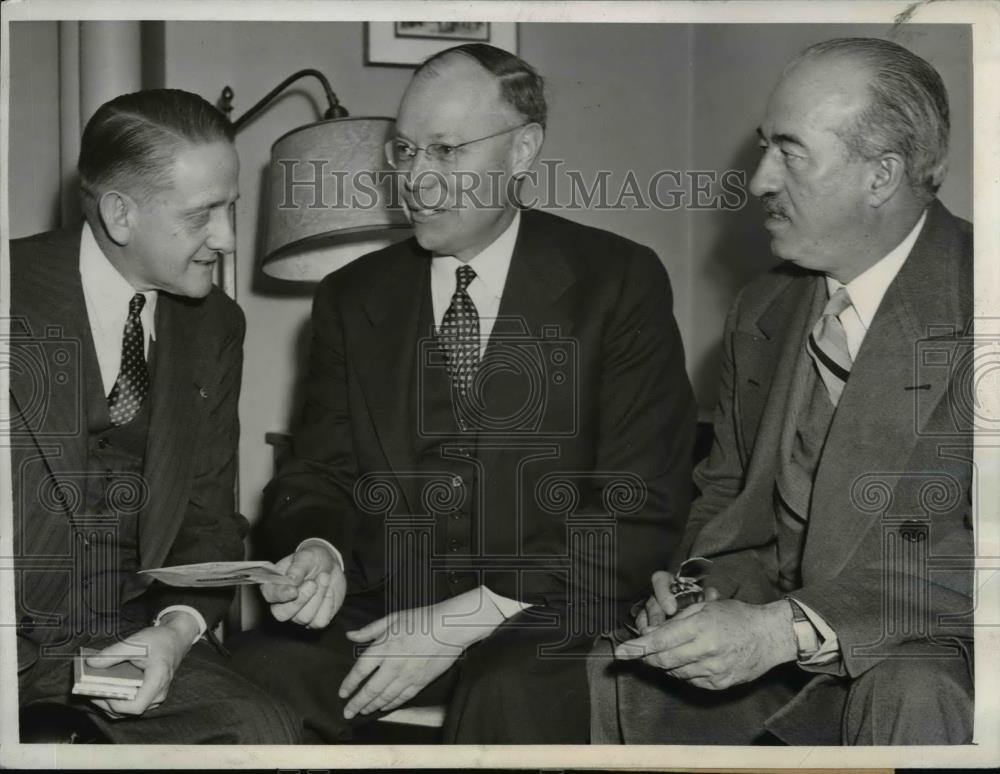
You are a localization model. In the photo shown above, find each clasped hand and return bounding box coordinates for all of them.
[616,570,797,690]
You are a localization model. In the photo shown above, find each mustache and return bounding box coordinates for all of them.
[760,195,789,218]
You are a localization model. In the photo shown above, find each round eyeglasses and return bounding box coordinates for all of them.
[384,123,529,169]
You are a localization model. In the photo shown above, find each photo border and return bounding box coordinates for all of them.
[1,0,997,770]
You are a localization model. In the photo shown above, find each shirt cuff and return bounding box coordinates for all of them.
[482,585,533,620]
[787,597,840,666]
[153,605,207,647]
[296,537,345,573]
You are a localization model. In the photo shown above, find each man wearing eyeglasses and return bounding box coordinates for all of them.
[230,43,694,743]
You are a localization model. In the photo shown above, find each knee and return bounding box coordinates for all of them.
[220,690,303,745]
[845,649,972,745]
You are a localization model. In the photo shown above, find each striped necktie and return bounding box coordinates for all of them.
[806,287,853,406]
[438,265,480,396]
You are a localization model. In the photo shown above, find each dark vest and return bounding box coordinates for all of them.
[399,289,483,608]
[71,335,154,642]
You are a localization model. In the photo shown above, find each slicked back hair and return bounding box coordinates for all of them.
[415,43,547,130]
[78,88,234,216]
[790,37,950,202]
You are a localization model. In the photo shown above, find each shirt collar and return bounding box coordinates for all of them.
[431,209,521,300]
[825,209,927,329]
[79,221,158,339]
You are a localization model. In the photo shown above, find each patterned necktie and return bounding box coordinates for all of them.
[806,287,853,406]
[108,293,149,426]
[438,265,480,396]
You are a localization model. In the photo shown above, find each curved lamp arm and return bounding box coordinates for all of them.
[218,68,349,132]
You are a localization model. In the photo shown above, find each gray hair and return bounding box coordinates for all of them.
[791,37,950,201]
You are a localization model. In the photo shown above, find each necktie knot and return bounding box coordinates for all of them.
[455,265,476,293]
[128,293,146,317]
[807,286,853,407]
[823,287,852,319]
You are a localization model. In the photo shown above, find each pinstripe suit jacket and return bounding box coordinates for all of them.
[9,225,249,677]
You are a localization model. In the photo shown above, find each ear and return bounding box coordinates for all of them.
[97,190,136,246]
[868,152,906,207]
[510,123,544,175]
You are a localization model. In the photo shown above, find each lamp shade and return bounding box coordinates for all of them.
[261,116,411,281]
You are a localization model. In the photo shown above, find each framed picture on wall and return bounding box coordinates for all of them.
[366,22,518,67]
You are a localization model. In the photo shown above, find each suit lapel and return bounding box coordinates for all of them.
[351,243,430,514]
[739,271,825,474]
[9,228,93,517]
[478,212,576,434]
[138,295,200,569]
[694,271,825,559]
[805,202,969,578]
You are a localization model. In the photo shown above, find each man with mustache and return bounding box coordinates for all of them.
[11,89,298,743]
[229,43,695,743]
[590,37,974,745]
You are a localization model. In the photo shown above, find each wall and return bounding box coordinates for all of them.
[6,21,973,533]
[7,21,61,238]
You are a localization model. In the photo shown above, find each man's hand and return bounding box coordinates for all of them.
[84,612,196,717]
[262,545,346,628]
[338,594,498,719]
[616,598,798,690]
[635,570,720,632]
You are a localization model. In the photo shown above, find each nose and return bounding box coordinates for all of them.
[749,148,782,199]
[206,206,236,255]
[403,152,445,210]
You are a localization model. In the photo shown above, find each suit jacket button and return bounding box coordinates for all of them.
[450,475,462,488]
[19,615,35,634]
[448,538,462,552]
[97,437,110,450]
[448,573,461,585]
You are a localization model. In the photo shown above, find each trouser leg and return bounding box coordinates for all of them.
[842,644,973,745]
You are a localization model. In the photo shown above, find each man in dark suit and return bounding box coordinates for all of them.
[9,89,298,743]
[229,44,695,743]
[590,37,974,745]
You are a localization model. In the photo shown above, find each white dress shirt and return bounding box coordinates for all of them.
[825,209,927,360]
[79,222,158,396]
[430,210,520,356]
[79,223,206,644]
[790,209,927,666]
[306,210,530,621]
